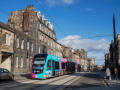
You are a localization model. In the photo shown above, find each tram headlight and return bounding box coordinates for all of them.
[43,75,46,79]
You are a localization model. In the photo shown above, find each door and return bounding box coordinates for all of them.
[52,60,55,76]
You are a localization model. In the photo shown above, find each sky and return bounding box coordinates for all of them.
[0,0,120,65]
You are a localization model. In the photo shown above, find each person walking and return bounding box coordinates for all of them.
[114,68,118,80]
[106,68,111,80]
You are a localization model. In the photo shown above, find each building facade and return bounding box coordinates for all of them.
[87,58,95,71]
[79,49,88,71]
[0,22,14,71]
[7,5,63,74]
[62,45,73,60]
[0,5,92,75]
[105,53,110,69]
[72,49,81,63]
[116,35,120,66]
[105,35,120,74]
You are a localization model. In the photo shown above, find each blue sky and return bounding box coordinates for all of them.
[0,0,120,65]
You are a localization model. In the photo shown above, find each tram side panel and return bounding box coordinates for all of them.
[60,58,67,75]
[31,54,60,79]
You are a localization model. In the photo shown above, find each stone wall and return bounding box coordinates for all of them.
[0,22,14,71]
[7,5,63,74]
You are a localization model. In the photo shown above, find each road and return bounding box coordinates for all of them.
[0,71,119,90]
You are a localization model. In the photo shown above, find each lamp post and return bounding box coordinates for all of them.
[113,14,118,78]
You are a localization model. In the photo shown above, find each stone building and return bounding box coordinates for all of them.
[55,42,63,58]
[105,53,110,69]
[79,49,88,71]
[72,49,81,63]
[87,58,95,71]
[13,30,37,74]
[64,48,90,71]
[116,34,120,66]
[0,22,14,71]
[90,58,95,70]
[105,35,120,74]
[62,45,73,60]
[7,5,63,74]
[105,40,115,74]
[7,5,63,57]
[72,53,80,63]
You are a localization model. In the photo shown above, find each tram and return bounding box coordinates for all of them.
[31,54,81,79]
[31,54,60,79]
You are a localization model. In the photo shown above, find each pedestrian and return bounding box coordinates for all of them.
[114,68,118,80]
[106,68,111,80]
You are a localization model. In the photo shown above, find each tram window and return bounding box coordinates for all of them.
[47,60,51,70]
[62,63,66,69]
[55,62,59,69]
[52,61,54,69]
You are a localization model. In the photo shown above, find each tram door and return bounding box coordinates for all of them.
[52,60,55,76]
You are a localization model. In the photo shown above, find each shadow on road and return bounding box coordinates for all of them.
[1,71,119,90]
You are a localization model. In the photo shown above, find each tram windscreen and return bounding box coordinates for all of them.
[33,57,46,66]
[32,54,47,74]
[34,58,45,65]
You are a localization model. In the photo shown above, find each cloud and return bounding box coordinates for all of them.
[46,0,56,6]
[46,0,76,6]
[80,8,94,12]
[58,35,109,52]
[58,35,110,65]
[64,0,74,4]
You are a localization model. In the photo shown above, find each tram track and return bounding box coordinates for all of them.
[1,74,72,90]
[30,76,74,90]
[30,73,81,90]
[29,74,73,90]
[52,76,81,90]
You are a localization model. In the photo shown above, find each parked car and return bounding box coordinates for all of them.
[0,68,14,80]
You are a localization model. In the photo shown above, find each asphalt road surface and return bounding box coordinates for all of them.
[0,71,120,90]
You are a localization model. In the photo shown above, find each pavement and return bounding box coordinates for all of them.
[13,73,31,80]
[104,76,120,87]
[97,70,120,87]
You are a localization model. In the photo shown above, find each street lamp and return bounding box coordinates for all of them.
[113,14,118,79]
[113,14,117,67]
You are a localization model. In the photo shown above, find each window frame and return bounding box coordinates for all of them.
[16,38,19,48]
[16,56,19,68]
[47,60,51,70]
[55,61,59,69]
[5,33,11,46]
[21,39,24,49]
[62,63,66,69]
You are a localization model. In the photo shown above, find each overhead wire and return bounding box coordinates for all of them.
[31,0,113,41]
[60,34,113,42]
[28,1,114,64]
